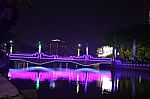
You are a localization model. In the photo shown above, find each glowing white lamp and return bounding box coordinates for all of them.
[38,42,42,53]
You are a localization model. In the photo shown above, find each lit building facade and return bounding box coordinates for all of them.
[48,39,67,56]
[96,46,113,57]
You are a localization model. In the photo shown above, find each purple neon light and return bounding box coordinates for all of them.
[11,59,111,66]
[10,53,111,61]
[9,54,39,59]
[9,53,38,56]
[41,53,58,58]
[9,53,38,57]
[9,53,112,65]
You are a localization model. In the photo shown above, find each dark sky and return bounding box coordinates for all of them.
[12,0,145,55]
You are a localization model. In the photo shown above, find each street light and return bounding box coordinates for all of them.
[77,44,81,57]
[86,43,89,55]
[38,42,42,53]
[9,40,13,43]
[9,40,13,54]
[78,44,81,47]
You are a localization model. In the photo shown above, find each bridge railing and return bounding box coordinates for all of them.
[9,53,112,61]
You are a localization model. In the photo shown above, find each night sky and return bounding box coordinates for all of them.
[12,0,145,55]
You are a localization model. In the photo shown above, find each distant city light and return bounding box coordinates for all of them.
[52,39,61,42]
[4,43,6,46]
[97,46,113,57]
[117,52,120,56]
[10,46,13,54]
[3,43,7,52]
[86,44,89,55]
[77,48,81,57]
[9,40,13,54]
[114,48,117,58]
[77,44,81,56]
[78,44,81,47]
[9,40,13,43]
[86,47,89,55]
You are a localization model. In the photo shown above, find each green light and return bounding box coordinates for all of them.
[36,77,40,90]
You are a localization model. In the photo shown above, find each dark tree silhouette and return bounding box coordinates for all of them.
[0,0,37,58]
[103,24,150,59]
[0,0,37,43]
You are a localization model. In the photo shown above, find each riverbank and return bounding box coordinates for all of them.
[0,74,23,99]
[108,59,150,72]
[0,73,38,99]
[113,64,150,72]
[99,62,150,72]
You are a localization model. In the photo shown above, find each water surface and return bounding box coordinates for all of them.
[8,66,150,99]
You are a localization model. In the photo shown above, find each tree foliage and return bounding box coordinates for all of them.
[0,0,37,43]
[103,24,150,59]
[0,0,37,57]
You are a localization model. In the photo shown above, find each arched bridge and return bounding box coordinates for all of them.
[9,53,112,66]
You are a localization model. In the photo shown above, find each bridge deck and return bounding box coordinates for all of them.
[9,53,112,66]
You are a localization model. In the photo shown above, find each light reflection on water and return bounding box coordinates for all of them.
[8,67,112,93]
[8,66,150,99]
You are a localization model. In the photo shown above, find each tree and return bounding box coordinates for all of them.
[0,0,37,43]
[0,0,37,57]
[103,24,150,59]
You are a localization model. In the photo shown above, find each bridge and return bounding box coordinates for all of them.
[9,52,112,66]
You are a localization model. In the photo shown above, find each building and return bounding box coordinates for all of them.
[144,0,150,24]
[48,39,67,56]
[96,46,113,57]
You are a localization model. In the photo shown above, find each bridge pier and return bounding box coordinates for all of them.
[66,63,68,68]
[27,62,29,68]
[75,65,78,68]
[59,63,62,68]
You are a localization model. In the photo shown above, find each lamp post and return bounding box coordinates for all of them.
[9,40,13,54]
[2,43,7,60]
[77,44,81,57]
[86,43,89,55]
[38,42,42,53]
[132,39,136,60]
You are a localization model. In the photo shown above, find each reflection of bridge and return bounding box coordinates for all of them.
[9,53,112,66]
[8,67,111,82]
[8,67,112,92]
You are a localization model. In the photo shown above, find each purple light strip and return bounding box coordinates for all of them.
[10,56,112,61]
[9,56,39,59]
[38,57,111,62]
[10,53,112,61]
[9,53,39,59]
[9,53,112,65]
[41,54,58,58]
[10,58,111,66]
[9,53,38,56]
[9,53,38,57]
